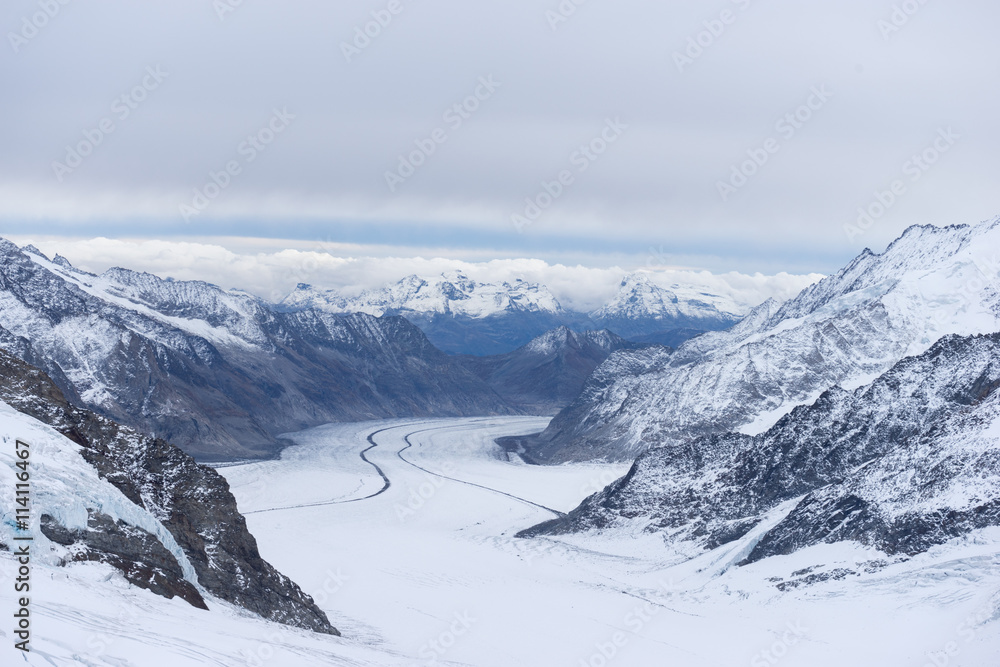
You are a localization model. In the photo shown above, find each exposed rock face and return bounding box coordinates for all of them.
[519,220,1000,463]
[459,327,646,415]
[0,348,337,635]
[41,511,208,610]
[0,242,512,460]
[520,332,1000,565]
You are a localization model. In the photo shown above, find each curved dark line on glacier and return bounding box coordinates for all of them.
[397,431,566,518]
[243,425,403,514]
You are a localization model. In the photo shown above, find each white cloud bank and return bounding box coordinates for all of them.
[13,236,823,314]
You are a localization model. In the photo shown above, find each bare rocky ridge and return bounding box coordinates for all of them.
[0,348,337,635]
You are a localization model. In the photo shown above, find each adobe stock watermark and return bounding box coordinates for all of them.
[673,0,755,73]
[8,0,73,54]
[340,0,414,64]
[578,578,675,667]
[394,462,457,522]
[384,75,501,193]
[511,117,628,232]
[85,606,139,659]
[843,126,959,242]
[717,85,833,202]
[877,0,933,41]
[646,244,672,268]
[521,538,579,566]
[749,620,808,667]
[51,65,169,183]
[213,0,247,22]
[545,0,590,31]
[179,108,295,222]
[239,568,349,666]
[920,250,1000,330]
[578,470,621,498]
[915,595,996,667]
[418,611,476,665]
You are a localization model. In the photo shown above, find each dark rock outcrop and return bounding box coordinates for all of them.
[520,332,1000,565]
[40,511,207,610]
[0,348,338,635]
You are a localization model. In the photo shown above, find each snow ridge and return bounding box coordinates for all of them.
[524,218,1000,463]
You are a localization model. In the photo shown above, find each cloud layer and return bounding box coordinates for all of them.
[15,236,823,313]
[2,0,997,270]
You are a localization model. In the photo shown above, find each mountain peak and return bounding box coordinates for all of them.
[283,273,564,320]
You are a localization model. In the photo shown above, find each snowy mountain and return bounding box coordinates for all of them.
[518,219,1000,463]
[0,348,335,634]
[282,271,744,355]
[282,273,579,355]
[589,273,742,341]
[520,331,1000,568]
[0,241,514,460]
[283,272,563,319]
[459,327,645,415]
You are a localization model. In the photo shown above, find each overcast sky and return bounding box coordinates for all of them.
[2,0,997,302]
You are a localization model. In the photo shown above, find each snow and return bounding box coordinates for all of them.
[591,272,745,322]
[283,273,563,320]
[24,252,263,351]
[3,415,999,665]
[550,218,1000,461]
[0,401,200,587]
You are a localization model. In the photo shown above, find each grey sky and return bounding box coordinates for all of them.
[2,0,997,285]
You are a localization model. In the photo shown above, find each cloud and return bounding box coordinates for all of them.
[13,236,822,313]
[1,0,997,267]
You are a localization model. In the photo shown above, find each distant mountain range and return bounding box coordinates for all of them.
[0,240,641,460]
[281,271,743,355]
[0,241,525,459]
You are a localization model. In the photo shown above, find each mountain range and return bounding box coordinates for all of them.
[0,239,642,460]
[520,330,1000,567]
[513,220,1000,464]
[0,241,521,459]
[516,217,1000,571]
[281,271,742,355]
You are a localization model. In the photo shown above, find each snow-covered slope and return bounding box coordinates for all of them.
[0,348,335,635]
[0,241,514,459]
[521,331,1000,566]
[522,219,1000,463]
[590,272,742,338]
